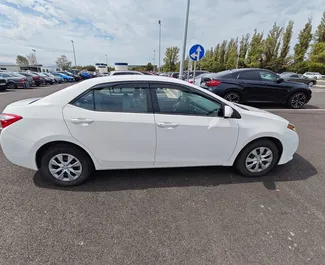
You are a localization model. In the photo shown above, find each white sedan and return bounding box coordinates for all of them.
[0,75,299,186]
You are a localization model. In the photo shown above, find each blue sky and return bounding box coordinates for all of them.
[0,0,324,66]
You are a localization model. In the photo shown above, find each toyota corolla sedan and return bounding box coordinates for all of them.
[0,75,299,186]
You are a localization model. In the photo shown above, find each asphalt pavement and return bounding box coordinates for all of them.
[0,83,325,265]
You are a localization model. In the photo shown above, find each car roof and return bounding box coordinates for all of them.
[37,75,236,108]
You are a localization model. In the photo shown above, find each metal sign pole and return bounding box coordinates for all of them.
[193,60,196,82]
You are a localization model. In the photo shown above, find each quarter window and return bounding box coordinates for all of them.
[152,84,222,116]
[72,85,149,113]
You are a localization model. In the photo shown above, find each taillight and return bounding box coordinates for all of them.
[189,80,193,83]
[33,76,39,80]
[20,78,25,82]
[206,80,221,87]
[0,113,22,129]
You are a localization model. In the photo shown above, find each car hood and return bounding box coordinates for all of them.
[283,80,309,88]
[234,103,288,123]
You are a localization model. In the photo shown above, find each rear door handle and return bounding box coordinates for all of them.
[157,122,178,128]
[70,118,94,125]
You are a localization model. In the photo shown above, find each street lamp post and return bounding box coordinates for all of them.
[71,40,77,67]
[32,49,37,65]
[105,54,108,66]
[153,50,156,73]
[179,0,191,80]
[158,20,161,73]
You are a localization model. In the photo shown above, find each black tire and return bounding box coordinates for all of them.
[40,144,93,186]
[287,92,307,109]
[7,82,17,89]
[234,139,279,178]
[36,83,40,87]
[224,91,240,103]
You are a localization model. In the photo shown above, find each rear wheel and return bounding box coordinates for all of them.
[224,91,240,103]
[308,81,314,88]
[40,144,93,186]
[235,139,279,178]
[287,92,307,109]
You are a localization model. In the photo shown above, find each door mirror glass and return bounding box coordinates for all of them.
[224,106,233,118]
[276,77,284,83]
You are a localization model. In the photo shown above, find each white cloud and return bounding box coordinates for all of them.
[0,0,324,66]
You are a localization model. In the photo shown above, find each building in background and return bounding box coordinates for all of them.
[95,63,108,74]
[114,62,128,71]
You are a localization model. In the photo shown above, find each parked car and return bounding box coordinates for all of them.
[53,73,74,82]
[0,75,299,186]
[0,72,30,89]
[187,70,209,83]
[43,73,63,84]
[195,68,312,109]
[36,73,55,85]
[20,72,43,86]
[0,78,7,91]
[58,71,81,81]
[27,72,46,85]
[79,71,93,79]
[280,73,317,87]
[109,70,144,76]
[15,72,35,87]
[303,72,324,80]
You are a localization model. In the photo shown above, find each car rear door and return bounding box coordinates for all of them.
[149,82,239,167]
[63,81,156,169]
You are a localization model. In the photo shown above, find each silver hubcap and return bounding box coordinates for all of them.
[308,82,313,88]
[48,154,82,182]
[291,93,306,108]
[225,93,239,103]
[245,147,273,173]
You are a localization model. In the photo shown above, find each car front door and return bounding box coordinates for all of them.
[149,82,239,167]
[63,81,156,169]
[236,70,270,102]
[258,70,291,103]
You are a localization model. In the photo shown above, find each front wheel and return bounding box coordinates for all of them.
[7,82,17,89]
[308,81,314,88]
[235,139,279,178]
[40,144,93,186]
[224,91,240,103]
[287,92,307,109]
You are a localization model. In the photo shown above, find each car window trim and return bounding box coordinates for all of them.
[149,81,228,118]
[69,81,154,114]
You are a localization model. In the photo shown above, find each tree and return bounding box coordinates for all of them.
[16,55,29,65]
[145,62,154,71]
[314,11,325,42]
[263,22,283,70]
[163,46,180,71]
[83,65,96,71]
[26,53,37,65]
[218,40,227,70]
[294,18,313,64]
[279,20,294,67]
[225,38,238,69]
[238,34,250,68]
[246,29,264,68]
[56,55,72,70]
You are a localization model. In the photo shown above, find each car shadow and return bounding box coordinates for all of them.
[33,154,317,192]
[249,103,320,109]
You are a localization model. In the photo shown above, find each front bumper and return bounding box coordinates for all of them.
[278,128,299,165]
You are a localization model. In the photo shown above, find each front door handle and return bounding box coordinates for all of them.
[70,118,94,125]
[157,122,178,128]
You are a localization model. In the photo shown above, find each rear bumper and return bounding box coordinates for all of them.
[0,130,37,170]
[278,129,299,165]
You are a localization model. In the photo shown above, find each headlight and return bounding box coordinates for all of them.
[287,123,296,132]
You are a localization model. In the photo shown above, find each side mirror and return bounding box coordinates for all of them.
[224,105,233,118]
[276,77,284,83]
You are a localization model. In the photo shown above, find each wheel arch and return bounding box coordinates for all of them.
[233,136,283,165]
[35,141,96,170]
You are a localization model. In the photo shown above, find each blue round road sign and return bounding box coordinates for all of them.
[189,44,205,61]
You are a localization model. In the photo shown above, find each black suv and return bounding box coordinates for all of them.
[197,68,312,109]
